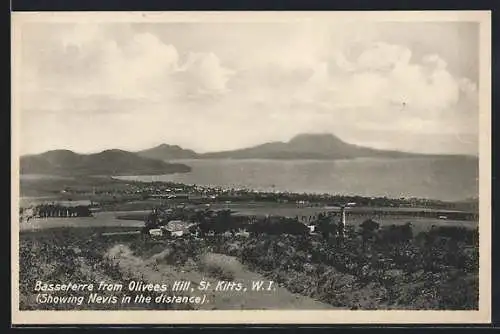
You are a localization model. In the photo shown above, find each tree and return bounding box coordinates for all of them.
[144,208,160,229]
[316,213,336,239]
[378,222,413,245]
[359,219,380,249]
[214,209,232,233]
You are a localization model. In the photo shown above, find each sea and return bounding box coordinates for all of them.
[113,157,479,202]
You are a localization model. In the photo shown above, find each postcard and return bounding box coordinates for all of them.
[11,10,491,325]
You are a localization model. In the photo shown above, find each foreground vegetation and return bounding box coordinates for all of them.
[227,226,478,309]
[19,220,478,310]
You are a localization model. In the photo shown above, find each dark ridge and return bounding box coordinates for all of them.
[20,149,192,176]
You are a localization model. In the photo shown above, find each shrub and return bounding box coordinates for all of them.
[199,253,237,281]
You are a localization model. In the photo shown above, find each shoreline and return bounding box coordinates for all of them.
[19,173,479,213]
[110,176,478,205]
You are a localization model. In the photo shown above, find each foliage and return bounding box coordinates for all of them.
[19,216,479,310]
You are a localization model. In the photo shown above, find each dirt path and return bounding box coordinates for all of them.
[105,244,334,310]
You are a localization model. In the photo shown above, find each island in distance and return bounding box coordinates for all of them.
[137,133,477,161]
[20,149,192,176]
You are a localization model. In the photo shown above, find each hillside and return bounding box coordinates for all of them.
[136,144,198,160]
[199,133,437,160]
[20,149,192,176]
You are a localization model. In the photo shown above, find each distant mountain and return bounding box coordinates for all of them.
[198,133,448,160]
[136,144,198,160]
[20,149,191,176]
[26,134,475,175]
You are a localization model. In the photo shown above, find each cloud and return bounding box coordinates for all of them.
[285,42,477,134]
[355,42,412,71]
[209,39,479,155]
[175,52,235,98]
[18,22,479,155]
[21,24,234,112]
[326,44,463,112]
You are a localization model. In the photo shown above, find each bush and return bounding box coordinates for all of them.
[199,253,237,281]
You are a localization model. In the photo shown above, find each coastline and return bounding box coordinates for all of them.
[20,172,479,212]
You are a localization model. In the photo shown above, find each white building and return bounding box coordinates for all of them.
[149,229,163,237]
[160,220,193,238]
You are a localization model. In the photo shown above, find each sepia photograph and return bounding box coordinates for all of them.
[11,11,491,324]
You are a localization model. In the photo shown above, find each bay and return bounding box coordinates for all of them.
[114,157,479,202]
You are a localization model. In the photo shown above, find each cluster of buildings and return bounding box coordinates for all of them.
[147,220,196,238]
[142,204,351,240]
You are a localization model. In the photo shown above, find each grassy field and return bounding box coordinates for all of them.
[19,212,145,232]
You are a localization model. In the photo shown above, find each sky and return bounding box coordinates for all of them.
[16,19,480,155]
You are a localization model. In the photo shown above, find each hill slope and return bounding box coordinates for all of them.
[20,149,192,176]
[136,144,198,160]
[199,133,437,160]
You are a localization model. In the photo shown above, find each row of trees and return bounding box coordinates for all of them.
[33,204,93,218]
[142,206,383,241]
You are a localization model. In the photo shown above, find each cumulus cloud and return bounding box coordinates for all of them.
[356,42,412,71]
[21,24,234,111]
[176,52,235,97]
[283,42,478,138]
